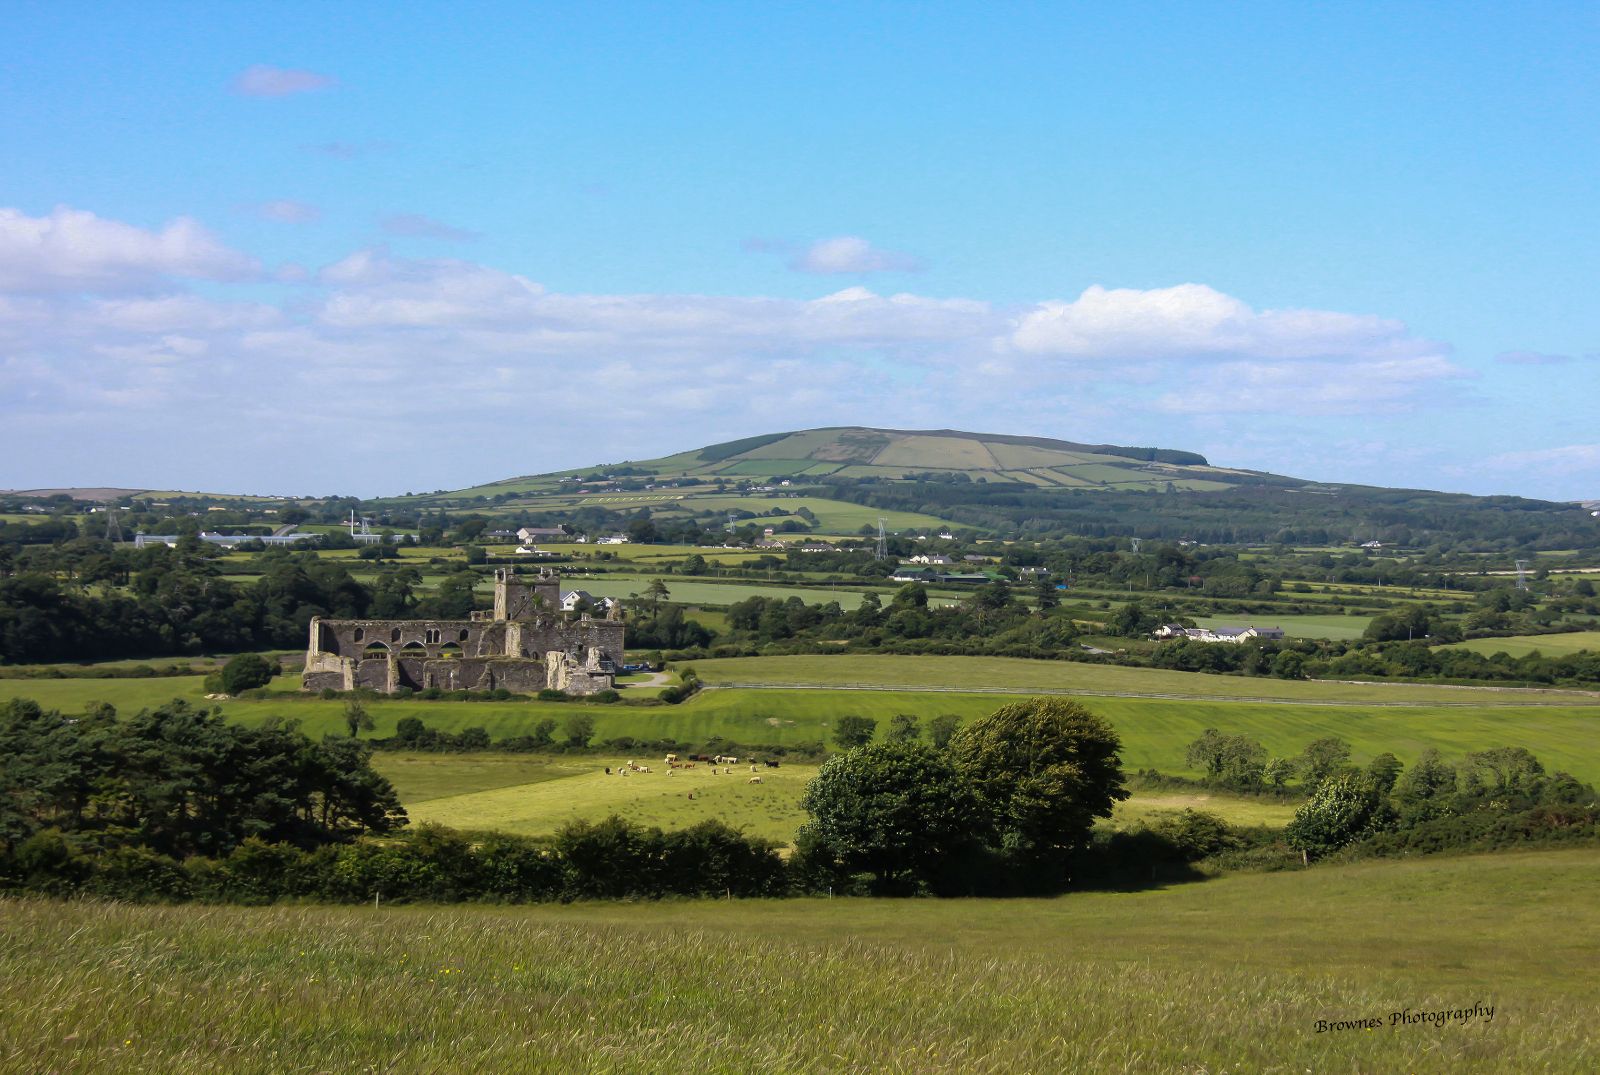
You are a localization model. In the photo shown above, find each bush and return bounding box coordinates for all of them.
[219,653,277,694]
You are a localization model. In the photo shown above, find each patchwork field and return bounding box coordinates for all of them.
[3,849,1596,1072]
[1446,631,1600,658]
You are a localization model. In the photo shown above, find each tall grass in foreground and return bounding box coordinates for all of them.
[3,849,1598,1073]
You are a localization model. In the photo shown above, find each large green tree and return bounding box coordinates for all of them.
[798,742,978,891]
[948,697,1128,859]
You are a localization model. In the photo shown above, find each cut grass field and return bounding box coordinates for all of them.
[3,849,1596,1073]
[1446,630,1600,658]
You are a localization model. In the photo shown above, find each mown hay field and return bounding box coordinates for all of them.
[2,850,1596,1073]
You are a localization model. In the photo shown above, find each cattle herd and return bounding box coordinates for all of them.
[607,754,781,784]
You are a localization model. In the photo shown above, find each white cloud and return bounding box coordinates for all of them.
[233,64,336,97]
[254,199,321,223]
[1012,283,1439,363]
[791,236,924,274]
[0,207,1485,492]
[0,206,259,292]
[379,213,480,242]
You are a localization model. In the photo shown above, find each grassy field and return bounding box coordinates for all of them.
[373,752,583,802]
[1108,792,1298,830]
[7,661,1600,783]
[1446,631,1600,658]
[687,653,1600,705]
[2,849,1596,1072]
[378,750,1294,843]
[405,756,817,843]
[550,574,904,609]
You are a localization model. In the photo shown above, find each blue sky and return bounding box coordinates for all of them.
[2,2,1596,499]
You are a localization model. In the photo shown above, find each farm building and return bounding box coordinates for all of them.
[304,568,624,695]
[1154,624,1286,643]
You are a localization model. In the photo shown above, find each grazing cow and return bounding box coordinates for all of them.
[637,765,652,773]
[765,759,780,769]
[750,763,759,773]
[665,753,679,764]
[667,769,675,777]
[604,766,611,775]
[748,775,763,784]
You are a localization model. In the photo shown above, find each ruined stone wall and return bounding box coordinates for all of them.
[305,609,621,695]
[492,567,561,621]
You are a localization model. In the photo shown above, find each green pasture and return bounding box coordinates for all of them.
[551,574,922,610]
[374,752,582,803]
[1108,792,1298,830]
[679,495,956,533]
[9,669,1599,784]
[1446,631,1600,658]
[4,849,1597,1072]
[687,653,1600,705]
[380,750,1295,844]
[406,757,816,843]
[1192,613,1373,640]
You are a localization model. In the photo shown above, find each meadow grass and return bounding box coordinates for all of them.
[8,673,1600,782]
[404,756,818,843]
[1445,631,1600,658]
[383,751,1291,843]
[372,752,586,802]
[1108,792,1298,830]
[687,653,1600,704]
[2,849,1596,1073]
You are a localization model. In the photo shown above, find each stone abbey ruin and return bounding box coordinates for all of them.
[304,568,624,695]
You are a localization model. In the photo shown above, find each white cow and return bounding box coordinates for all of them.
[748,775,764,784]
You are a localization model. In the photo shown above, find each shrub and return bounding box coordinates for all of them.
[219,653,277,694]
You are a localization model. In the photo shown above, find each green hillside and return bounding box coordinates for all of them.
[402,427,1264,503]
[374,425,1600,548]
[375,426,1306,537]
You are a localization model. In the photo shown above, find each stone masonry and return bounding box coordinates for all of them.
[303,567,624,695]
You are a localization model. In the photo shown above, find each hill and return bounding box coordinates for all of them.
[397,426,1279,502]
[378,426,1599,549]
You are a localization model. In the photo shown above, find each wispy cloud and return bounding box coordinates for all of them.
[232,64,337,97]
[379,213,481,242]
[790,236,924,274]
